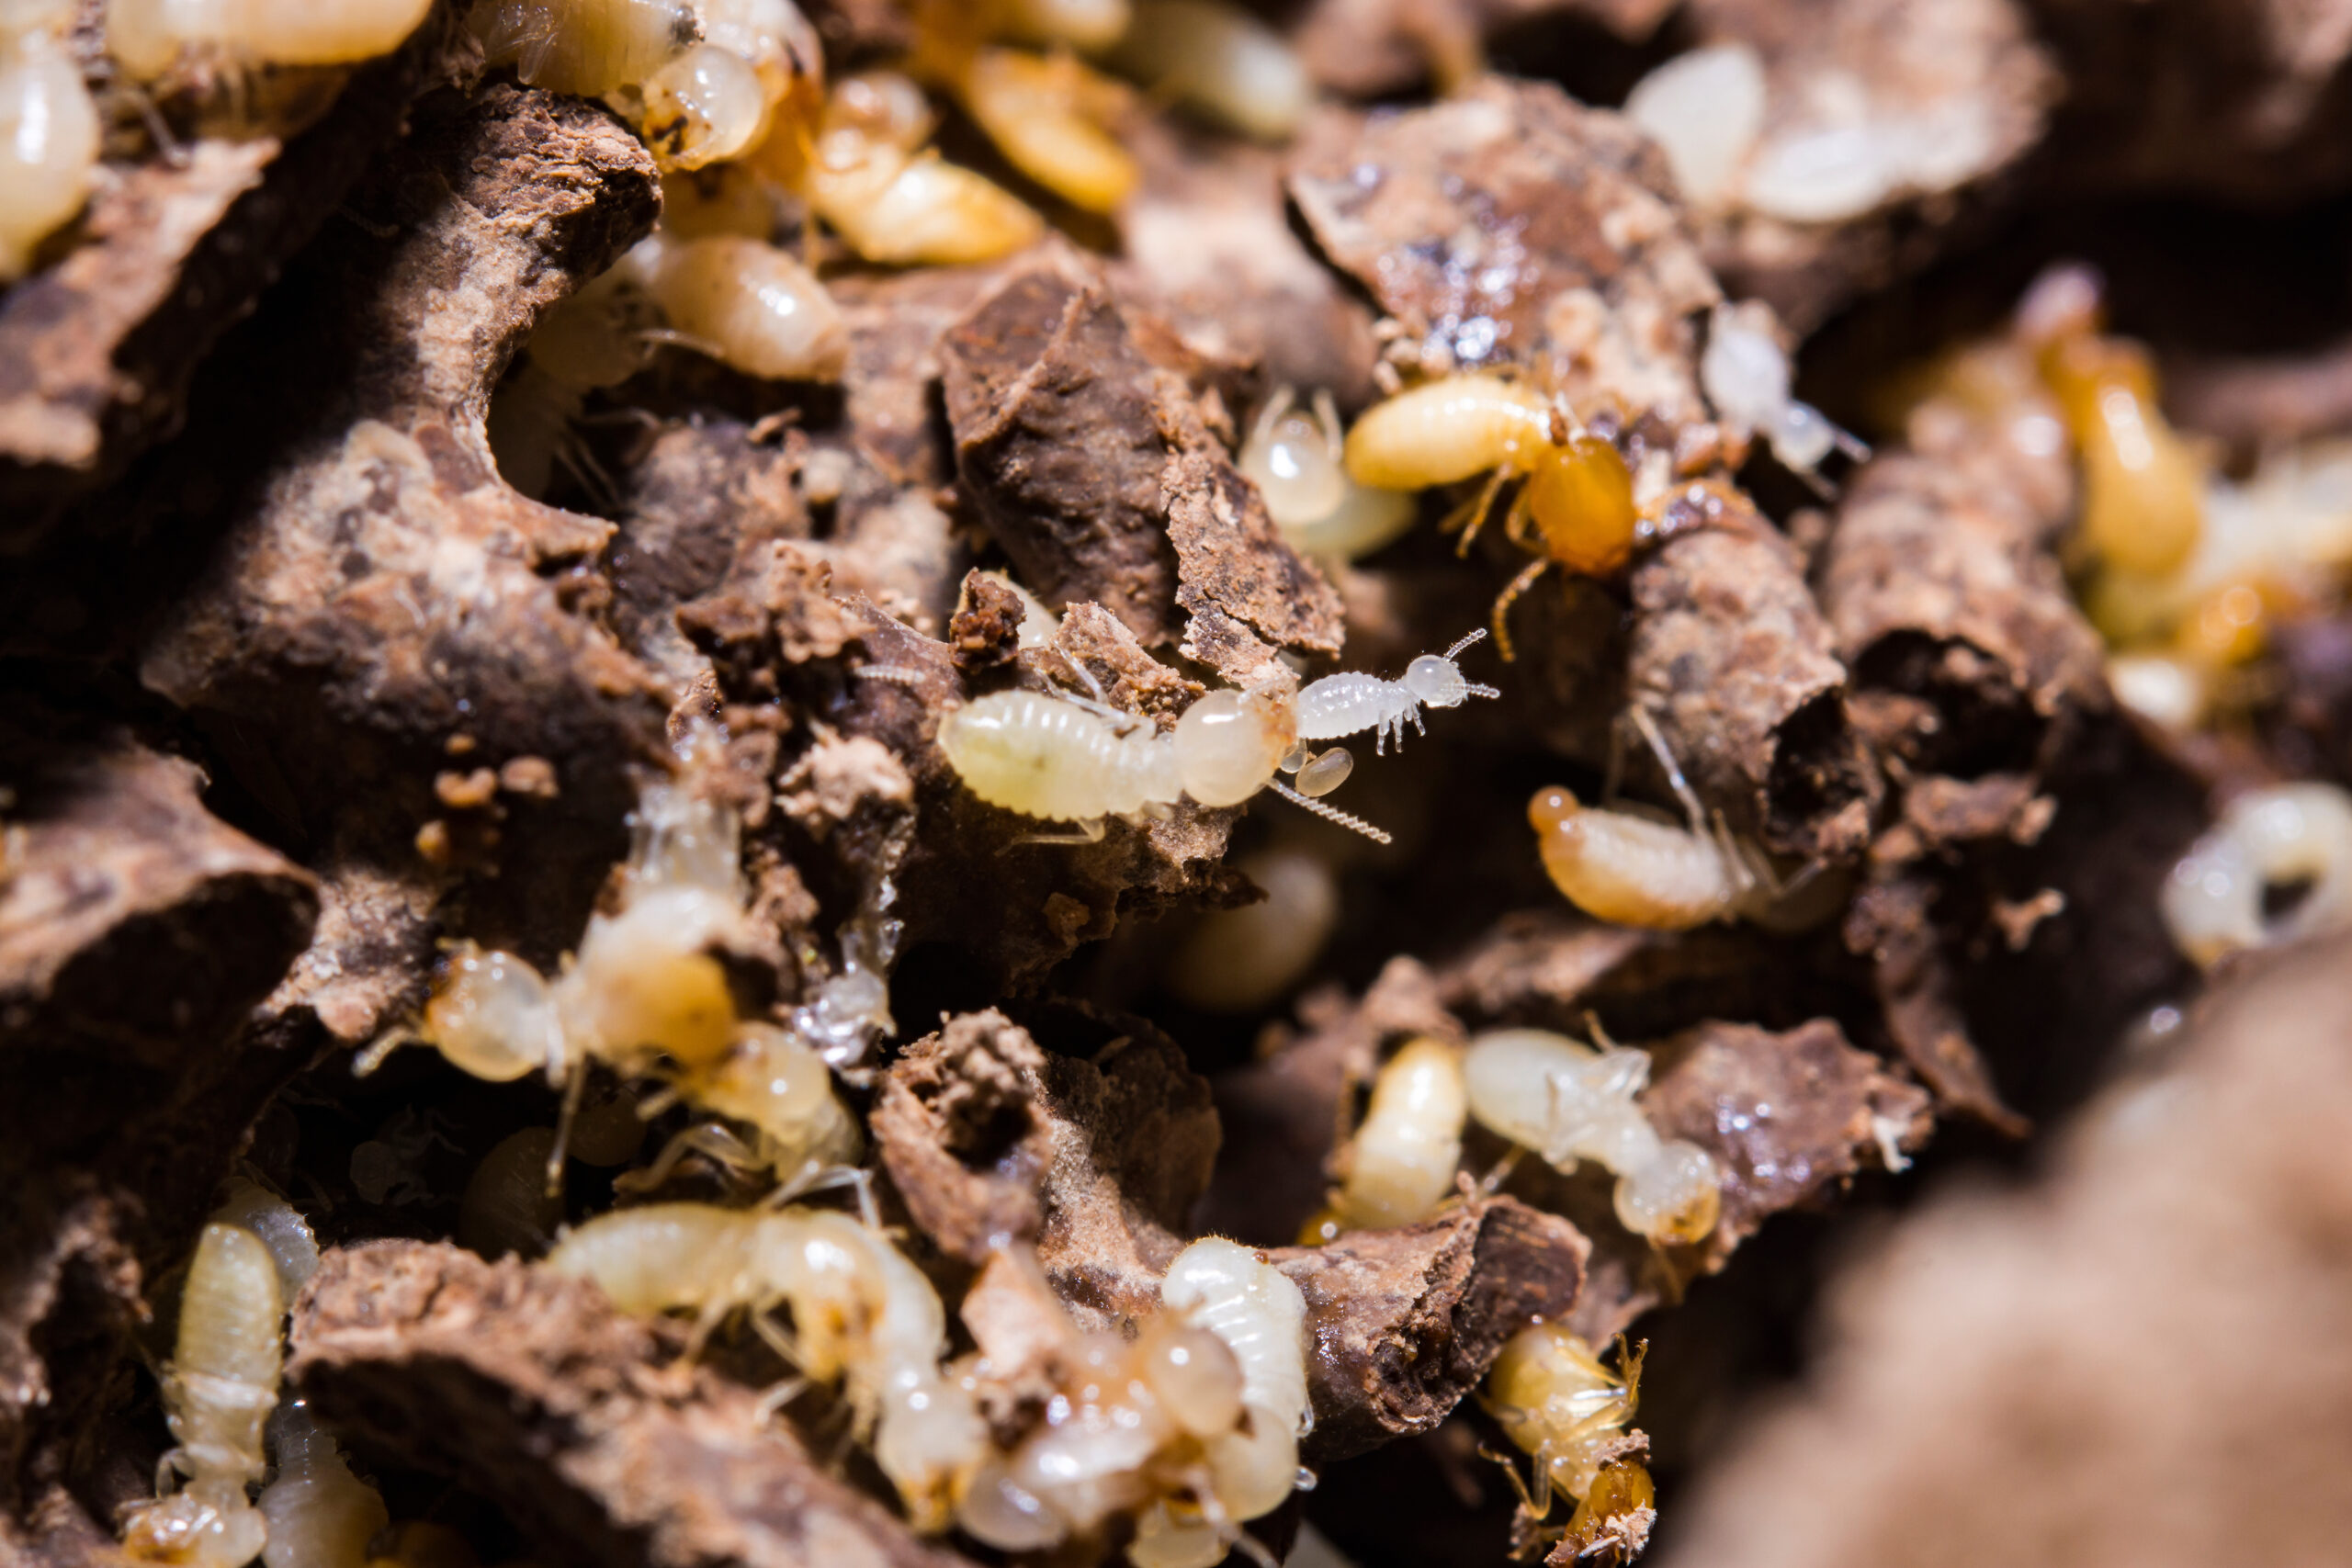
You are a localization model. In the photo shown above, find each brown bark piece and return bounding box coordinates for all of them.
[1821,447,2106,811]
[1628,497,1882,861]
[141,87,671,804]
[0,5,465,533]
[1656,936,2352,1568]
[1286,79,1723,444]
[1844,872,2027,1133]
[938,259,1341,680]
[0,723,316,1065]
[288,1241,972,1568]
[874,1010,1218,1325]
[1434,913,1656,1028]
[1641,1019,1931,1267]
[1269,1197,1590,1463]
[2169,334,2352,453]
[1685,0,2055,330]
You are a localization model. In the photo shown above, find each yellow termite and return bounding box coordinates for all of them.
[749,68,1044,266]
[1483,1326,1656,1558]
[0,5,99,281]
[548,1201,989,1530]
[108,0,435,77]
[1528,784,1773,931]
[935,46,1139,215]
[121,1224,280,1568]
[1102,0,1314,144]
[1329,1037,1466,1231]
[468,0,696,97]
[1343,373,1643,658]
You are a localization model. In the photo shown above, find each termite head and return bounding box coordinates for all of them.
[1172,687,1297,807]
[1405,628,1502,710]
[1529,784,1584,836]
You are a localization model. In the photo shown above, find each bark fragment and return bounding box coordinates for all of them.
[938,258,1342,681]
[288,1241,973,1568]
[1627,494,1882,860]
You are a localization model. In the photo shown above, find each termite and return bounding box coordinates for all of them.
[547,1201,989,1530]
[1342,373,1645,658]
[1293,629,1500,756]
[628,41,769,169]
[401,779,863,1201]
[1327,1036,1467,1232]
[748,68,1044,266]
[121,1224,280,1568]
[1464,1028,1722,1246]
[627,231,850,382]
[458,1127,565,1259]
[2161,782,2352,968]
[1700,303,1867,482]
[1237,388,1417,562]
[2018,265,2205,580]
[469,0,697,98]
[1483,1326,1655,1558]
[0,3,98,282]
[1162,845,1340,1014]
[934,681,1395,843]
[1102,0,1313,144]
[941,46,1139,215]
[108,0,434,78]
[257,1404,390,1568]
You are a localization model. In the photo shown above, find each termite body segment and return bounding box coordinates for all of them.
[1334,1037,1466,1230]
[121,1224,280,1568]
[469,0,696,97]
[935,688,1182,825]
[109,0,434,75]
[1464,1028,1722,1246]
[1239,388,1417,561]
[257,1404,390,1568]
[1294,630,1500,755]
[0,8,99,281]
[548,1201,987,1529]
[630,232,849,382]
[1528,784,1766,931]
[948,46,1138,215]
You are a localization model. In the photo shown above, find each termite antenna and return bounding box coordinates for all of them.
[352,1029,415,1077]
[854,663,930,688]
[1442,627,1489,661]
[1269,779,1394,845]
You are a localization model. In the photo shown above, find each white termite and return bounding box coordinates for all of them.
[625,232,849,383]
[121,1224,280,1568]
[469,0,696,97]
[1701,303,1867,480]
[1103,0,1311,143]
[2161,782,2352,968]
[1238,388,1417,562]
[546,1201,989,1530]
[209,1177,321,1301]
[1623,43,1766,211]
[1162,845,1340,1014]
[0,5,98,282]
[1464,1029,1721,1246]
[1333,1036,1466,1231]
[109,0,435,77]
[1294,630,1501,756]
[257,1404,390,1568]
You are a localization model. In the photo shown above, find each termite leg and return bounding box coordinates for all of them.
[1056,647,1111,705]
[1014,818,1109,846]
[546,1063,589,1197]
[1445,467,1514,556]
[1489,557,1551,663]
[1478,1145,1525,1195]
[1627,704,1709,832]
[754,1373,813,1423]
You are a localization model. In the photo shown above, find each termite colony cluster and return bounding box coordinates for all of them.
[15,0,2352,1567]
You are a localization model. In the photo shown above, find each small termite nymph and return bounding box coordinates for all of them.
[1238,388,1417,562]
[1329,1036,1466,1231]
[627,232,850,382]
[1528,784,1772,931]
[469,0,698,98]
[547,1201,989,1530]
[1483,1325,1656,1560]
[1464,1028,1723,1246]
[1103,0,1313,144]
[1294,629,1501,756]
[1701,303,1867,482]
[121,1224,280,1568]
[2160,782,2352,968]
[1342,374,1644,656]
[257,1403,390,1568]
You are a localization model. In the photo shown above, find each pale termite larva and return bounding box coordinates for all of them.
[257,1404,390,1568]
[1464,1028,1722,1246]
[458,1127,564,1259]
[0,5,98,282]
[990,0,1131,51]
[1294,629,1500,756]
[1162,845,1339,1014]
[1238,388,1416,562]
[1623,44,1766,211]
[1103,0,1312,143]
[547,1201,989,1529]
[2160,782,2352,968]
[948,46,1137,215]
[1332,1037,1466,1231]
[632,41,768,170]
[210,1177,321,1301]
[469,0,696,98]
[108,0,435,77]
[121,1224,280,1568]
[1483,1325,1655,1556]
[1700,303,1867,479]
[629,233,849,382]
[412,780,862,1197]
[1527,784,1773,932]
[698,0,820,102]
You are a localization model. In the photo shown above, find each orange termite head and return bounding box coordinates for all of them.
[1523,434,1638,575]
[1530,784,1584,835]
